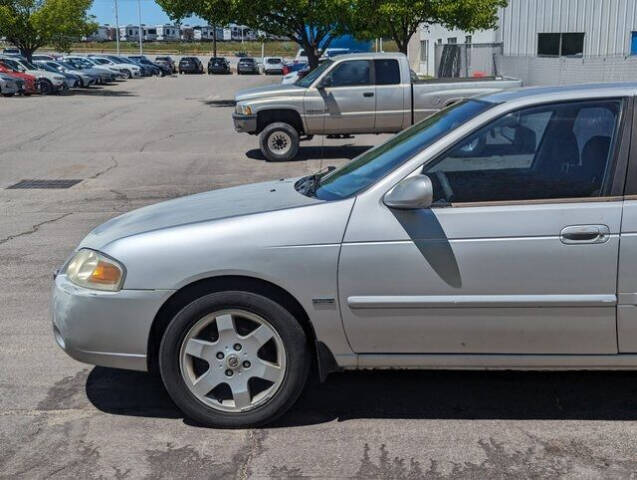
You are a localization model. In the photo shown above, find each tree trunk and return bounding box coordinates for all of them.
[212,25,217,58]
[19,46,36,63]
[305,42,320,69]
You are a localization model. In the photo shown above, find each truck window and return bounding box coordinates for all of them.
[374,59,400,85]
[327,60,371,87]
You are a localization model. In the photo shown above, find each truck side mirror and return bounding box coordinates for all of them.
[383,175,434,210]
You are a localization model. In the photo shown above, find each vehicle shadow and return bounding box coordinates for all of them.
[67,87,137,97]
[203,99,236,107]
[246,145,372,162]
[85,367,637,427]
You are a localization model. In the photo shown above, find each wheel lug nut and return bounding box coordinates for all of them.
[216,352,224,359]
[225,369,233,377]
[243,361,251,368]
[233,343,242,351]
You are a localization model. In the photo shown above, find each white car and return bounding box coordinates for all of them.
[0,56,66,94]
[89,56,142,79]
[63,56,126,80]
[263,57,284,75]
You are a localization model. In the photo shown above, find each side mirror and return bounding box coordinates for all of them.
[383,175,433,210]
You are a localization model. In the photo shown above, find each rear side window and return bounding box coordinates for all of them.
[424,99,622,204]
[374,59,400,85]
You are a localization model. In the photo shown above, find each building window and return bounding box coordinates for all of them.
[420,39,429,62]
[465,35,472,44]
[538,33,584,57]
[437,38,443,45]
[448,37,457,44]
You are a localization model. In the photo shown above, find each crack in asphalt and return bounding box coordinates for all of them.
[234,429,266,480]
[0,213,71,247]
[88,156,119,180]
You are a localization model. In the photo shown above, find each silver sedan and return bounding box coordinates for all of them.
[53,82,637,427]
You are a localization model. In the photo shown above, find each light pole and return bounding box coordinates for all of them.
[114,0,120,55]
[137,0,143,55]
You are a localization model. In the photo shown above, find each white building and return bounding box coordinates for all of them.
[408,24,497,77]
[142,26,157,42]
[498,0,637,85]
[156,25,180,41]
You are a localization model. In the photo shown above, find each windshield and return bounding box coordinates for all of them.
[267,58,281,64]
[295,59,332,87]
[19,60,37,70]
[307,100,493,200]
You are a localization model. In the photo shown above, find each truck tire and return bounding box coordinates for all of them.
[259,122,300,162]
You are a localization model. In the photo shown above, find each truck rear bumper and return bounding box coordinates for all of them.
[232,113,257,133]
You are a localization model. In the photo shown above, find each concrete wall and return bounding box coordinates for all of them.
[499,54,637,85]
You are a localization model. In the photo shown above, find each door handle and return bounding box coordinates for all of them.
[363,92,374,97]
[560,225,610,244]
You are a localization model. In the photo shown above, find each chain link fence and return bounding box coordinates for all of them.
[434,43,503,78]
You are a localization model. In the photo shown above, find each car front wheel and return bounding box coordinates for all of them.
[159,291,310,428]
[259,122,300,162]
[38,79,53,95]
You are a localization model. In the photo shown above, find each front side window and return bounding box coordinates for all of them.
[308,100,493,200]
[424,100,621,205]
[326,60,371,87]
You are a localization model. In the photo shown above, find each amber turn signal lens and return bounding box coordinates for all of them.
[90,261,122,285]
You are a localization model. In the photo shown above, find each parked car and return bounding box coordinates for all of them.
[89,56,142,79]
[36,60,97,88]
[178,57,204,74]
[207,57,231,74]
[0,63,37,95]
[58,59,113,85]
[234,52,521,161]
[237,57,259,75]
[32,54,57,61]
[2,47,20,56]
[280,63,312,85]
[155,56,177,74]
[263,57,284,75]
[33,61,79,91]
[61,57,121,83]
[52,82,637,428]
[129,55,169,76]
[0,73,19,97]
[0,57,66,94]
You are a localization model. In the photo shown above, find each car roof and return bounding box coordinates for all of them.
[328,52,406,61]
[481,82,637,104]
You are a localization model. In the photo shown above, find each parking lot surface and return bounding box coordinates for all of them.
[2,74,637,479]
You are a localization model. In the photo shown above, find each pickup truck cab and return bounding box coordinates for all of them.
[233,52,521,161]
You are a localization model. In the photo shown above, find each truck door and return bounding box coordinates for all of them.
[373,58,407,132]
[313,59,376,134]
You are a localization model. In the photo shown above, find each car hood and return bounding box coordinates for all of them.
[80,178,321,250]
[235,83,305,102]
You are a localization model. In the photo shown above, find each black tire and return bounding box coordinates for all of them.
[159,291,310,428]
[259,122,300,162]
[38,79,53,95]
[2,93,14,97]
[123,69,132,79]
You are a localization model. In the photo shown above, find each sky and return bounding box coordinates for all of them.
[89,0,202,26]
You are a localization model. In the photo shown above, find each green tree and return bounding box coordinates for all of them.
[0,0,96,61]
[350,0,507,54]
[157,0,233,58]
[233,0,349,68]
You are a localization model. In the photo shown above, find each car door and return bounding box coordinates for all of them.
[373,58,408,132]
[339,97,630,355]
[306,59,376,134]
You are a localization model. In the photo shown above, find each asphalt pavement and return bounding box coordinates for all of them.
[1,73,637,479]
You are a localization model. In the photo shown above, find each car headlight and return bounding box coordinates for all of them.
[65,249,125,292]
[236,104,253,115]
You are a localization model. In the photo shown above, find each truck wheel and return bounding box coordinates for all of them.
[159,291,310,428]
[259,122,300,162]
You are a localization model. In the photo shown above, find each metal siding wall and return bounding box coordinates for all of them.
[500,0,637,56]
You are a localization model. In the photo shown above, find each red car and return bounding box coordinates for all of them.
[0,63,37,95]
